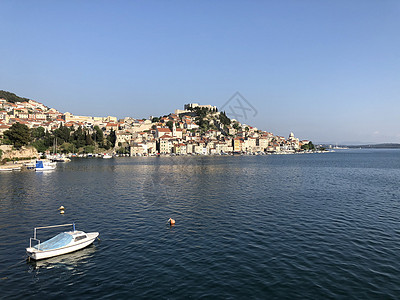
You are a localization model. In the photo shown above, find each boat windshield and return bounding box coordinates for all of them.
[74,235,87,242]
[34,232,73,251]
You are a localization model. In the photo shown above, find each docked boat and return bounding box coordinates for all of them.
[26,223,99,260]
[35,160,56,171]
[0,166,21,171]
[25,161,36,170]
[0,167,13,171]
[102,153,113,159]
[51,155,71,163]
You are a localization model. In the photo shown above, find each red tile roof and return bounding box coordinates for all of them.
[158,127,171,132]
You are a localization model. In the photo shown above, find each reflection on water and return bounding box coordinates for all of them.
[2,151,400,299]
[27,244,97,270]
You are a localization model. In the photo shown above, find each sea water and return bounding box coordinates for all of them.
[1,149,400,299]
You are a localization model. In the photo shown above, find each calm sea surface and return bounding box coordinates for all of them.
[1,149,400,299]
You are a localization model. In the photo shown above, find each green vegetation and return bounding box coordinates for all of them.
[188,107,224,133]
[197,118,210,132]
[31,126,46,139]
[92,125,104,148]
[1,122,120,154]
[232,122,240,130]
[60,142,75,154]
[301,141,315,151]
[166,121,174,131]
[107,129,116,148]
[4,123,32,149]
[2,156,37,164]
[32,140,48,153]
[0,90,30,103]
[218,111,231,126]
[116,147,129,154]
[84,145,95,153]
[190,107,215,119]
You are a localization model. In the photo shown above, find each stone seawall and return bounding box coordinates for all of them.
[1,146,39,160]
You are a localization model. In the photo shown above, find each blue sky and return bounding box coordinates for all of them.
[1,0,399,144]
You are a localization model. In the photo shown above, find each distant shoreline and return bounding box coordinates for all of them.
[347,143,400,149]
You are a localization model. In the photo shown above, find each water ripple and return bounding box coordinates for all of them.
[1,151,400,298]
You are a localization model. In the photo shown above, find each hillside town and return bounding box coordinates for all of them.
[0,95,314,157]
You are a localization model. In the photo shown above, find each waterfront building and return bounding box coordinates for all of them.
[115,131,132,146]
[243,137,257,153]
[257,137,269,151]
[156,127,172,139]
[233,138,244,152]
[173,143,187,155]
[158,137,174,154]
[130,140,157,156]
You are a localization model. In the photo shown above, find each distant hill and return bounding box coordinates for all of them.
[348,143,400,149]
[0,90,30,103]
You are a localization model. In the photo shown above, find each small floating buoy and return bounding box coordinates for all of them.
[58,206,65,210]
[60,210,65,214]
[168,218,175,226]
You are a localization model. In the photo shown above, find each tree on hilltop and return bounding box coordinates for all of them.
[166,121,174,131]
[0,90,30,103]
[219,111,231,125]
[92,125,104,145]
[72,126,85,148]
[107,129,116,148]
[85,132,94,146]
[53,124,71,143]
[4,122,31,149]
[232,122,240,130]
[301,141,315,151]
[31,126,46,140]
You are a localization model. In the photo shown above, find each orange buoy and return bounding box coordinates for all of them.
[168,218,175,226]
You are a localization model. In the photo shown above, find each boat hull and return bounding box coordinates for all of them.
[35,160,57,171]
[35,167,56,171]
[26,232,99,260]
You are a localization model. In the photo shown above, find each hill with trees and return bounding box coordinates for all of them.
[0,90,30,103]
[3,124,117,156]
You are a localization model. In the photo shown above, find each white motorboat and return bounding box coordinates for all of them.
[25,161,36,170]
[26,223,99,260]
[0,167,13,171]
[35,160,57,171]
[102,153,112,159]
[0,166,21,171]
[28,244,96,269]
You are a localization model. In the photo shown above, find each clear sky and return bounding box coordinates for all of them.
[1,0,399,144]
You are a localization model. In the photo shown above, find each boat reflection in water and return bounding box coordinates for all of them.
[27,244,97,271]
